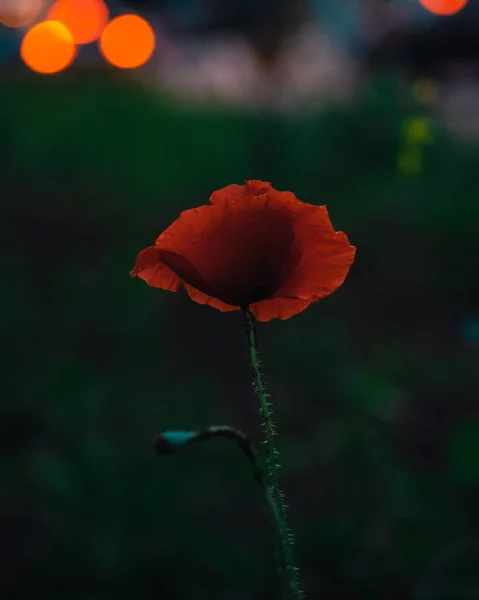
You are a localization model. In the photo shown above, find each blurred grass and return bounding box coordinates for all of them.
[1,70,479,599]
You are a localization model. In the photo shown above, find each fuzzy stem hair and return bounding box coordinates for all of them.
[243,308,303,599]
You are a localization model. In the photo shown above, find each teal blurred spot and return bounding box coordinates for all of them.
[460,316,479,345]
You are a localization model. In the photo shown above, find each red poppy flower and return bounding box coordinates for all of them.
[130,180,355,321]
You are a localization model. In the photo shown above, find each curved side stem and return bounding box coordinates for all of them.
[155,425,286,586]
[243,308,303,599]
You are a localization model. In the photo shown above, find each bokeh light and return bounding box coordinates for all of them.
[418,0,468,15]
[412,79,439,105]
[397,147,423,176]
[402,118,434,144]
[99,14,155,69]
[21,19,76,74]
[48,0,108,44]
[0,0,45,28]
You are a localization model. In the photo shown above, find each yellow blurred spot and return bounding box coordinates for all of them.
[99,14,155,69]
[397,148,423,176]
[412,79,438,105]
[402,118,434,145]
[21,19,76,74]
[418,0,468,15]
[0,0,45,28]
[48,0,108,44]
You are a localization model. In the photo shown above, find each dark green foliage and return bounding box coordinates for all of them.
[1,71,478,599]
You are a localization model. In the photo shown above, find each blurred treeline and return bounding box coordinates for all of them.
[1,70,479,599]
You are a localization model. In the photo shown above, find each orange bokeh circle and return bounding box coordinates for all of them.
[99,14,156,69]
[21,20,76,74]
[48,0,109,44]
[418,0,468,15]
[0,0,45,28]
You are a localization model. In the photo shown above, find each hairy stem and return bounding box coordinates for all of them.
[243,308,303,599]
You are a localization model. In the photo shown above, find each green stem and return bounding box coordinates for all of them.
[243,308,303,599]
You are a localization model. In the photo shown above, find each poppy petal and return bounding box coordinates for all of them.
[209,183,248,205]
[209,180,272,205]
[275,203,356,300]
[183,284,239,313]
[131,183,355,321]
[250,297,313,321]
[156,249,219,299]
[155,198,297,306]
[130,245,183,291]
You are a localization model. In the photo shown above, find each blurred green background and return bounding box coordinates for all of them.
[2,4,479,596]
